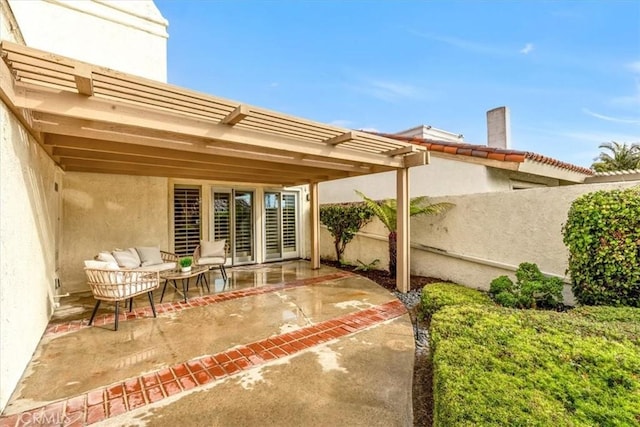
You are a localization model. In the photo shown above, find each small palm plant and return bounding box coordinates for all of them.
[356,190,454,276]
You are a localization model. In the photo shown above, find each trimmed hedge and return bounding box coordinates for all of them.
[571,305,640,324]
[562,186,640,306]
[430,305,640,426]
[421,283,493,317]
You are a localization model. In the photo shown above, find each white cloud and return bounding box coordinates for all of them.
[520,43,534,54]
[628,61,640,74]
[582,108,640,125]
[561,130,640,144]
[329,119,353,128]
[408,30,506,56]
[358,127,380,133]
[348,78,422,103]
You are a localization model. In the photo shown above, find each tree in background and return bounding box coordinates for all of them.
[591,141,640,172]
[356,190,454,277]
[320,202,373,264]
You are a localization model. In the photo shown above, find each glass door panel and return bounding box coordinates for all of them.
[174,186,201,257]
[282,193,297,255]
[234,191,254,263]
[213,192,231,243]
[264,192,281,260]
[212,189,254,265]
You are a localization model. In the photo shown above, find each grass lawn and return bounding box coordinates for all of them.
[423,284,640,427]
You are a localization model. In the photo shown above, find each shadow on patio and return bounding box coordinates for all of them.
[0,261,414,427]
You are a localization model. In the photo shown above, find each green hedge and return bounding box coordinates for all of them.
[430,305,640,426]
[421,283,493,317]
[562,186,640,306]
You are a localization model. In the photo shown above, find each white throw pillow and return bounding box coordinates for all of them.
[112,250,140,268]
[136,246,164,267]
[128,248,142,265]
[200,240,226,258]
[97,251,118,264]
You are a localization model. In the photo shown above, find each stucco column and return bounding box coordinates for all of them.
[310,182,320,269]
[396,168,409,293]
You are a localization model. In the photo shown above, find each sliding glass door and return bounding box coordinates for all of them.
[265,191,298,260]
[212,189,254,264]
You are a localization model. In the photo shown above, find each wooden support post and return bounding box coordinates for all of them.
[396,168,410,293]
[310,182,320,269]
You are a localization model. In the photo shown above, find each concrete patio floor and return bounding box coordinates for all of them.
[0,261,414,426]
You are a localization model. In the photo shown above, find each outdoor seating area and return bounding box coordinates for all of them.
[0,261,415,426]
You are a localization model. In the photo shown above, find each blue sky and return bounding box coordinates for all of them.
[155,0,639,168]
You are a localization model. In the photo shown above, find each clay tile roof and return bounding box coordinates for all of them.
[374,132,594,176]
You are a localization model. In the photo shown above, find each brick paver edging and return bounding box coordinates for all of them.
[45,272,354,337]
[0,299,407,427]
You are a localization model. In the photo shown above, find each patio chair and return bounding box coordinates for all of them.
[193,239,228,281]
[85,268,160,331]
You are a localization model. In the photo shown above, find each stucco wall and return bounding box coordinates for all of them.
[0,3,62,411]
[321,181,640,305]
[7,0,168,82]
[319,156,512,203]
[61,172,169,293]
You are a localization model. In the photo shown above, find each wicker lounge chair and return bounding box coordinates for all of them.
[193,240,228,281]
[84,251,178,331]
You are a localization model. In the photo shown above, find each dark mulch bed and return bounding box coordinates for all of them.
[322,260,437,427]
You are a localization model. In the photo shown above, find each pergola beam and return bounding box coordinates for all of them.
[323,131,355,146]
[73,65,93,96]
[385,145,418,156]
[220,104,249,125]
[14,88,406,169]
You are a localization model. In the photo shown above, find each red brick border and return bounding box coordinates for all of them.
[45,272,354,337]
[0,300,406,426]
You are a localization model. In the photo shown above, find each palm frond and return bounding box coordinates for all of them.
[355,190,394,232]
[356,190,455,232]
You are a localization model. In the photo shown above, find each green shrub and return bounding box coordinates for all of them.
[571,305,640,324]
[562,186,640,306]
[489,263,564,309]
[421,282,493,317]
[179,256,192,268]
[320,202,373,263]
[430,305,640,426]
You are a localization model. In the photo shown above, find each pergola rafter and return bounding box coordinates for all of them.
[0,40,428,291]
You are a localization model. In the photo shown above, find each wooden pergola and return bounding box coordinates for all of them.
[0,40,428,292]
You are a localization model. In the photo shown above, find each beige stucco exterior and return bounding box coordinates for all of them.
[323,180,640,305]
[7,0,168,82]
[1,3,62,410]
[319,155,563,204]
[0,0,170,411]
[60,173,170,293]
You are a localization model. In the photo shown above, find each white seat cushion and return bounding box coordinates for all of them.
[197,256,225,265]
[136,262,176,272]
[84,260,119,269]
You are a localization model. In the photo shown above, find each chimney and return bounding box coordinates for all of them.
[486,106,511,149]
